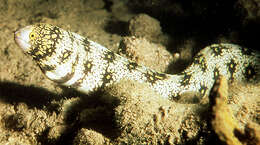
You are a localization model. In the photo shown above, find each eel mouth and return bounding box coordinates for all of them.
[14,25,33,52]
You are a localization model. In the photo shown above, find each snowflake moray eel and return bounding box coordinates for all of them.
[14,23,259,100]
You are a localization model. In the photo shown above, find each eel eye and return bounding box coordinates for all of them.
[29,32,36,40]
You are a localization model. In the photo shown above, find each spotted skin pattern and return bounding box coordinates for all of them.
[14,24,259,100]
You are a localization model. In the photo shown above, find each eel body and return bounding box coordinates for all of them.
[14,23,259,100]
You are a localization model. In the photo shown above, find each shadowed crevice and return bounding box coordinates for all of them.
[0,81,60,109]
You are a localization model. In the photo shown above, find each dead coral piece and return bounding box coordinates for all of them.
[210,76,243,145]
[128,13,168,44]
[106,79,205,144]
[73,128,110,145]
[119,36,173,72]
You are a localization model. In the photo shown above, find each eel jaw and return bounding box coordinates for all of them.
[14,25,33,53]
